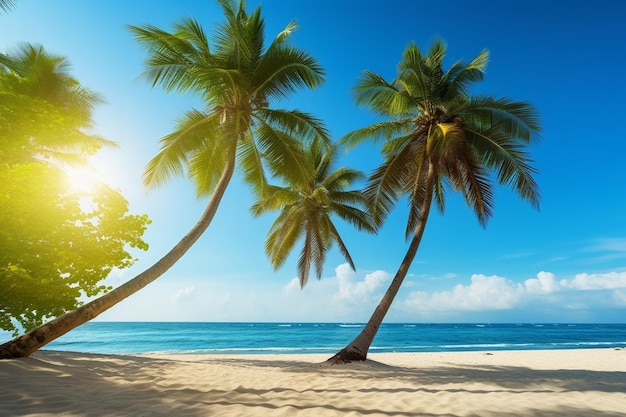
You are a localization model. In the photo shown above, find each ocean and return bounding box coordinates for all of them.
[2,322,626,355]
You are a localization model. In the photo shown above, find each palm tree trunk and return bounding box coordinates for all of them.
[0,159,235,359]
[328,163,436,364]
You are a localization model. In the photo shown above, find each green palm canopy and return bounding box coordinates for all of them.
[252,141,377,288]
[0,43,113,165]
[344,39,540,231]
[129,0,329,198]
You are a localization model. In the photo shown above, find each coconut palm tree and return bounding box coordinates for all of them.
[328,39,541,363]
[253,140,377,288]
[0,0,326,359]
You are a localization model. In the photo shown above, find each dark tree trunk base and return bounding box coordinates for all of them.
[0,330,47,359]
[0,338,26,359]
[326,347,367,364]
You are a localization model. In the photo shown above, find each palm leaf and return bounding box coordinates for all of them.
[143,109,222,188]
[255,45,325,100]
[254,118,313,186]
[341,119,411,149]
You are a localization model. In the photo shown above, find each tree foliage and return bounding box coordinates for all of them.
[0,164,149,334]
[252,141,377,287]
[344,39,540,234]
[129,0,328,199]
[0,43,113,166]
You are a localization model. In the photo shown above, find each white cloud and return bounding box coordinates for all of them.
[98,265,626,323]
[282,277,300,295]
[524,271,560,294]
[403,274,522,312]
[400,270,626,316]
[561,272,626,290]
[275,267,621,320]
[334,263,391,305]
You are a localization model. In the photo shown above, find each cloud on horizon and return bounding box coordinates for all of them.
[400,270,626,315]
[99,264,626,323]
[293,266,626,321]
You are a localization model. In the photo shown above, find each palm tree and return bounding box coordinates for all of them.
[0,43,113,165]
[253,140,377,288]
[0,0,326,359]
[328,40,541,363]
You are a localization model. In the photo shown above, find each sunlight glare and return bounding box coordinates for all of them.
[65,167,103,193]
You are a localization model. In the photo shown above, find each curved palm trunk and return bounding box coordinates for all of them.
[328,164,436,364]
[0,159,235,359]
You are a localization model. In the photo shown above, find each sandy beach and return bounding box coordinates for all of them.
[0,348,625,416]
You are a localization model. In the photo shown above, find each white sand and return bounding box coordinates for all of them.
[1,348,625,416]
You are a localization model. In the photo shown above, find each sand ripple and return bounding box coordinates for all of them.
[1,349,625,416]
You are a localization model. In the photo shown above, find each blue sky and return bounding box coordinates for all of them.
[2,0,626,323]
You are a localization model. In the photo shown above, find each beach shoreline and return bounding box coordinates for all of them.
[1,348,625,416]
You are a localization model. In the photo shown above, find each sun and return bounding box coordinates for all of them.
[64,166,103,193]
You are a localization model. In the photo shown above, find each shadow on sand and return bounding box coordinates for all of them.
[0,351,624,417]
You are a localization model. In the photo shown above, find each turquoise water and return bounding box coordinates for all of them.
[3,322,626,355]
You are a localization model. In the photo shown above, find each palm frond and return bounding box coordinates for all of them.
[266,205,306,269]
[328,221,357,272]
[380,132,416,155]
[254,117,313,187]
[266,20,298,51]
[364,161,402,226]
[237,133,268,197]
[404,153,431,238]
[128,23,213,94]
[254,45,325,100]
[340,119,411,149]
[309,214,327,281]
[143,109,222,188]
[250,185,298,216]
[397,42,432,105]
[461,95,541,140]
[442,49,488,100]
[432,175,447,215]
[172,18,211,56]
[321,167,364,192]
[297,227,313,287]
[213,0,264,73]
[0,0,16,13]
[329,202,377,234]
[425,39,446,70]
[464,127,540,208]
[187,136,232,197]
[257,108,330,147]
[353,70,412,115]
[364,137,420,226]
[444,143,494,227]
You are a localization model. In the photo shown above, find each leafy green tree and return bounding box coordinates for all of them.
[0,163,149,335]
[253,141,376,287]
[329,40,541,363]
[0,0,326,358]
